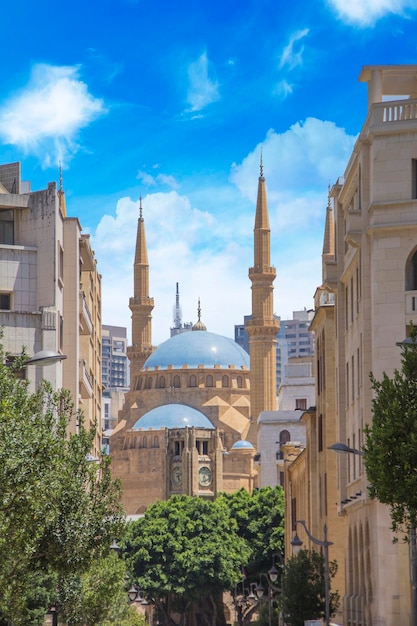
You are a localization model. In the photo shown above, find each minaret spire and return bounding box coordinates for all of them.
[245,160,279,445]
[57,161,67,217]
[128,196,155,383]
[322,183,335,259]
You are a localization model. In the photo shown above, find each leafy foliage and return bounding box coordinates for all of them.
[280,549,339,626]
[219,486,285,577]
[123,494,252,626]
[363,323,417,532]
[0,340,125,625]
[59,552,145,626]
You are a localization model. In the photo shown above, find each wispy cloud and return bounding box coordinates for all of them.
[185,52,220,113]
[0,64,105,167]
[279,28,310,70]
[137,169,180,189]
[275,80,294,100]
[328,0,417,26]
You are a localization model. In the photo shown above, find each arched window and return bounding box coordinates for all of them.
[405,248,417,290]
[222,375,229,388]
[206,375,213,387]
[173,375,180,388]
[189,375,197,388]
[279,430,291,445]
[159,376,165,389]
[142,436,147,449]
[237,376,243,389]
[147,377,153,390]
[153,436,159,448]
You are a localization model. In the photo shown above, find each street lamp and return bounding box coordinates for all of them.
[327,442,363,456]
[255,554,283,626]
[291,520,333,626]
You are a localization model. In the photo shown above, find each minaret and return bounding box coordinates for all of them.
[128,197,154,385]
[58,162,67,217]
[322,184,335,261]
[245,157,279,444]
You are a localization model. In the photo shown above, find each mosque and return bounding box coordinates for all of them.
[110,163,279,515]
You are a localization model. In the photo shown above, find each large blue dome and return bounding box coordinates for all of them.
[132,404,214,430]
[143,331,250,370]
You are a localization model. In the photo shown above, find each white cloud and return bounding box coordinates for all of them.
[186,52,220,112]
[137,169,180,190]
[328,0,417,26]
[93,117,357,346]
[0,64,105,167]
[279,28,310,70]
[275,80,294,100]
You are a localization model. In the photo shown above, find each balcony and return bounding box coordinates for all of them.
[79,359,93,398]
[79,291,93,335]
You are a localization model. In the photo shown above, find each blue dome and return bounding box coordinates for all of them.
[132,404,214,430]
[231,440,254,450]
[144,331,250,370]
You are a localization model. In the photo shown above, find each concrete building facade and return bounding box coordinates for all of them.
[285,65,417,626]
[0,162,102,456]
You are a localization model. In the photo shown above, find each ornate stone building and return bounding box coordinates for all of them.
[110,165,277,515]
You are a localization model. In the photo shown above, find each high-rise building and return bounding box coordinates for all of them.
[0,162,102,457]
[102,325,129,389]
[235,309,314,391]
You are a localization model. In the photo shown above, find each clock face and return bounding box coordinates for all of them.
[171,466,182,486]
[198,466,212,487]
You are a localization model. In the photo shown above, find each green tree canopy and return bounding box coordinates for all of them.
[280,549,339,626]
[0,341,125,625]
[364,324,417,532]
[123,494,251,626]
[219,486,285,577]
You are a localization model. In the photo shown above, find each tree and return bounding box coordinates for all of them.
[123,494,251,626]
[280,549,339,626]
[219,486,285,576]
[0,340,125,625]
[58,552,146,626]
[363,323,417,533]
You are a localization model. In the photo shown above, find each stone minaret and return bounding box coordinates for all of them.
[245,159,279,444]
[127,197,154,386]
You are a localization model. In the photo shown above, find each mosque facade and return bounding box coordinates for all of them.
[110,166,277,515]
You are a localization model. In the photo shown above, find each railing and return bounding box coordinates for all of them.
[372,99,417,125]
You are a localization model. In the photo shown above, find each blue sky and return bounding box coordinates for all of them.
[1,0,417,344]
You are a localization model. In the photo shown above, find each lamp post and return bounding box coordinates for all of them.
[255,554,282,626]
[291,520,333,626]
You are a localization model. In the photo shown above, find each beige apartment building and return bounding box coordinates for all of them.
[285,65,417,626]
[0,162,102,456]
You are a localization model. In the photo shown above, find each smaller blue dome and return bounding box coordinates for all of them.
[231,440,254,450]
[132,404,214,430]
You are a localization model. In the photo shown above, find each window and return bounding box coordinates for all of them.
[159,376,165,389]
[58,244,64,286]
[406,249,417,291]
[295,398,307,411]
[412,159,417,199]
[318,414,323,452]
[0,209,14,244]
[189,375,197,388]
[196,440,208,455]
[237,376,243,389]
[206,375,213,387]
[222,375,229,388]
[279,430,290,445]
[0,293,11,310]
[173,375,180,388]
